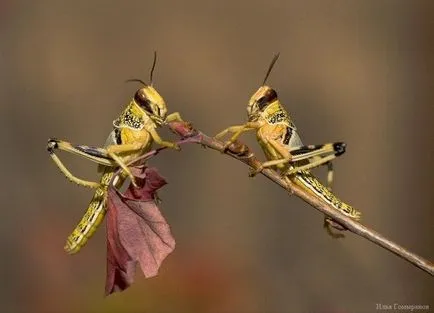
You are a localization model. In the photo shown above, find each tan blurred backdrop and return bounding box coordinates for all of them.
[0,1,433,312]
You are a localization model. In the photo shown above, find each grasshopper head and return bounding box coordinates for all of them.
[247,86,278,121]
[133,86,167,125]
[127,52,168,126]
[247,53,280,122]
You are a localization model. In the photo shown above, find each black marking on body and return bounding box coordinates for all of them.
[291,144,324,156]
[282,127,292,145]
[76,146,110,159]
[124,110,143,128]
[114,128,122,144]
[114,106,144,129]
[268,110,288,124]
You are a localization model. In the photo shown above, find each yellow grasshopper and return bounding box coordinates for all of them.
[47,52,184,254]
[215,54,361,237]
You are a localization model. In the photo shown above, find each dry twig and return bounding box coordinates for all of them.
[128,121,434,276]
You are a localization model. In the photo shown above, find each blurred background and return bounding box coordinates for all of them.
[0,0,433,312]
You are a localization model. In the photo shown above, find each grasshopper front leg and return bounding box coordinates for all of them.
[165,112,184,123]
[148,128,180,150]
[106,142,150,187]
[215,121,264,151]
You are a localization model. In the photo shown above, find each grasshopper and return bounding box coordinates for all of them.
[215,54,361,237]
[47,52,184,254]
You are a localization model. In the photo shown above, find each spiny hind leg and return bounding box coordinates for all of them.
[47,139,114,165]
[48,138,145,188]
[326,161,333,191]
[253,142,345,174]
[48,152,101,188]
[285,142,344,181]
[47,139,113,188]
[290,142,346,163]
[284,154,337,176]
[282,142,345,176]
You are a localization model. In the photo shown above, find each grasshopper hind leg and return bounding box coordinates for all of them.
[326,161,333,191]
[47,138,114,188]
[324,217,346,239]
[322,161,347,238]
[48,149,101,188]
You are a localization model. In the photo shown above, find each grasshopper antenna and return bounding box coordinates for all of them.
[149,51,157,86]
[125,52,157,86]
[262,53,280,86]
[125,78,147,86]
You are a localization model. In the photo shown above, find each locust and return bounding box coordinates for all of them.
[47,52,184,253]
[215,54,361,237]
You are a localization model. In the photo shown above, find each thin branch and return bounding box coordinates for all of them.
[126,121,434,276]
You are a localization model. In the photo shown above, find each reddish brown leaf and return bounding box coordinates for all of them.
[105,166,175,295]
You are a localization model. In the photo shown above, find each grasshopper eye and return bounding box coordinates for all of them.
[134,90,153,113]
[257,89,277,110]
[257,96,268,110]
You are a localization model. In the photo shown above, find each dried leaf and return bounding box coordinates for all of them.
[105,166,175,295]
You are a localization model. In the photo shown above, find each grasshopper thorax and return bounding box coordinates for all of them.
[247,86,292,127]
[132,86,168,126]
